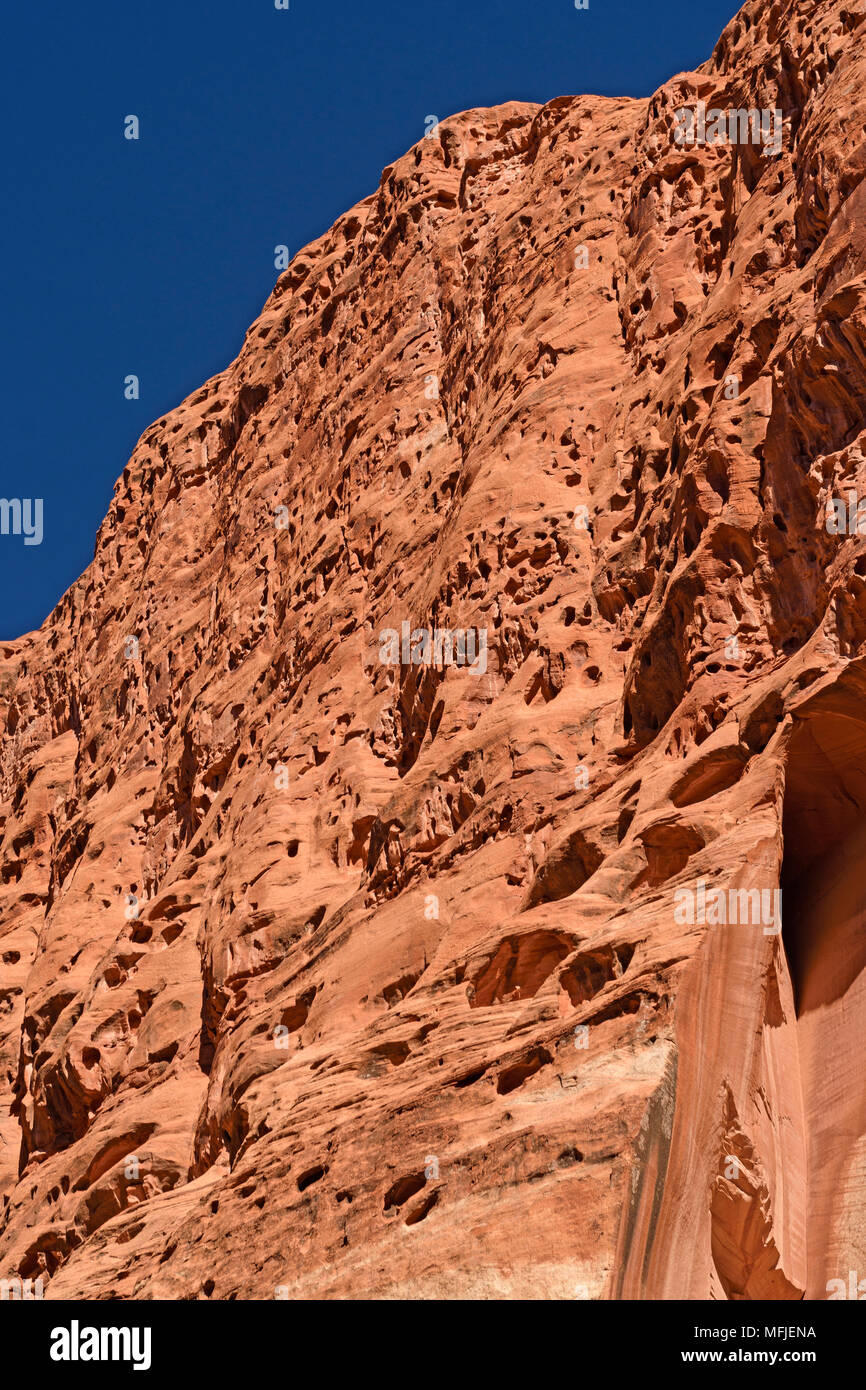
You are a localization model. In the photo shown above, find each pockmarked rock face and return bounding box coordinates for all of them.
[2,0,866,1301]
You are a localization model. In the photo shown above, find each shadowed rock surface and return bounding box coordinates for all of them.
[2,0,866,1299]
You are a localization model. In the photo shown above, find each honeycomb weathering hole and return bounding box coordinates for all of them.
[469,931,573,1007]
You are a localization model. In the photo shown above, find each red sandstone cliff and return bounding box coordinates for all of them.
[2,0,866,1300]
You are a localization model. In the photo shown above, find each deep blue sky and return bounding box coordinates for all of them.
[1,0,739,640]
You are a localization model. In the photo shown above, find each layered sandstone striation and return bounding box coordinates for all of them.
[2,0,866,1299]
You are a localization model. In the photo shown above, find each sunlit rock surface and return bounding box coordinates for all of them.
[2,0,866,1299]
